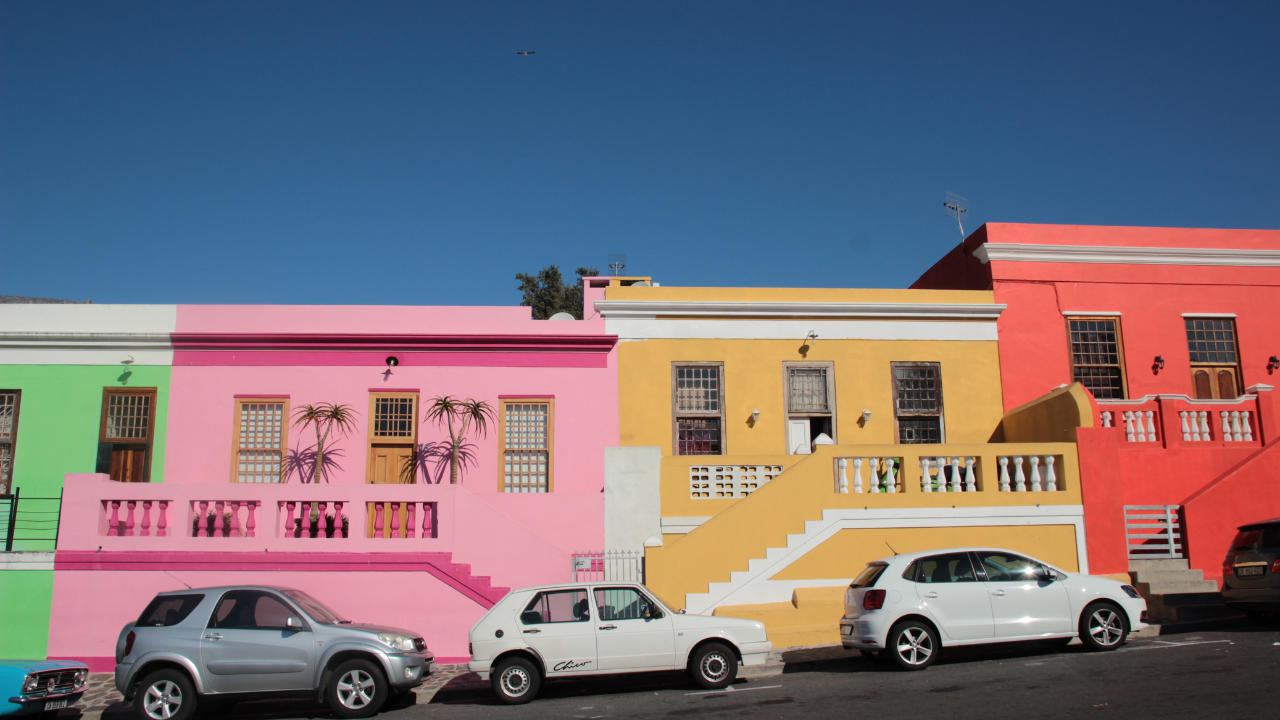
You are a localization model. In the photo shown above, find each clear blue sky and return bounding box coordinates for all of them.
[3,2,1278,305]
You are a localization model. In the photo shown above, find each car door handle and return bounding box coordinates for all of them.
[204,633,223,640]
[599,625,617,630]
[924,592,939,598]
[523,628,540,634]
[991,590,1006,597]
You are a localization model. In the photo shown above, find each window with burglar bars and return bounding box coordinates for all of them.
[788,367,829,413]
[104,392,152,440]
[372,396,416,438]
[232,400,287,483]
[673,363,725,455]
[1068,318,1127,400]
[502,401,551,492]
[0,391,17,491]
[893,363,944,444]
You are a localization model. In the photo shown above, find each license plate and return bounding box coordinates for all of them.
[45,700,68,711]
[1237,566,1265,577]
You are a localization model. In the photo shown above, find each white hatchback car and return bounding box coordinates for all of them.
[468,582,771,704]
[840,548,1148,670]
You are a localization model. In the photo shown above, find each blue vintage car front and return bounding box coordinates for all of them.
[0,660,88,716]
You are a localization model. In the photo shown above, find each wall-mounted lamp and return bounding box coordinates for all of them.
[861,409,872,426]
[386,356,399,368]
[1268,356,1280,374]
[751,408,760,423]
[1153,356,1164,373]
[804,331,819,345]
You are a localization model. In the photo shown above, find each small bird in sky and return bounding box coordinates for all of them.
[517,51,536,55]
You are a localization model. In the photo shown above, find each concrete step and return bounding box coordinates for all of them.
[1150,592,1228,608]
[1129,558,1189,572]
[1130,569,1206,584]
[1136,580,1219,595]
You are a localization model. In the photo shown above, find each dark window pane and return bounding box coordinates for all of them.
[978,552,1041,582]
[137,594,205,627]
[1073,365,1124,399]
[1068,319,1125,399]
[898,417,941,444]
[1186,319,1239,364]
[894,367,939,413]
[676,366,720,412]
[918,553,977,583]
[594,587,653,621]
[677,417,721,455]
[522,589,589,624]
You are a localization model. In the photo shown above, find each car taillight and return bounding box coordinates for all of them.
[123,631,135,658]
[863,589,886,610]
[1223,557,1234,572]
[468,643,473,656]
[1272,559,1280,574]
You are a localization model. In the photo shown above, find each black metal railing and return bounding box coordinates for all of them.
[1,487,63,552]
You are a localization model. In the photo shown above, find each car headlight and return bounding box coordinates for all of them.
[1120,585,1142,599]
[22,674,40,693]
[377,633,417,652]
[75,669,89,688]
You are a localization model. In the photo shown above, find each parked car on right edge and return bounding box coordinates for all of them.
[1222,517,1280,623]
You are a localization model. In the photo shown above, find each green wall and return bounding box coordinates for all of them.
[0,364,170,658]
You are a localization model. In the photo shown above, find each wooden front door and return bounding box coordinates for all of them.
[367,445,414,484]
[110,446,148,483]
[1192,367,1240,400]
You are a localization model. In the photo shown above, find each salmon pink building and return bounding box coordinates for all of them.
[43,287,618,667]
[915,224,1280,619]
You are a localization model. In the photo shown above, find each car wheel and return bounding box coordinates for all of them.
[326,659,388,718]
[689,643,738,689]
[491,656,541,705]
[1079,602,1128,651]
[134,669,197,720]
[886,621,939,671]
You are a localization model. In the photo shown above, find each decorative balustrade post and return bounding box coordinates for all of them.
[374,503,385,539]
[1014,456,1026,492]
[407,503,417,538]
[950,458,962,493]
[1135,412,1147,442]
[285,502,296,539]
[1242,411,1253,441]
[884,458,897,493]
[1221,412,1233,442]
[107,501,121,537]
[964,457,976,492]
[124,500,137,537]
[837,458,848,494]
[1029,456,1042,492]
[333,502,344,538]
[213,501,225,537]
[998,457,1010,492]
[197,501,209,537]
[921,457,932,493]
[1181,411,1193,441]
[1124,412,1136,442]
[423,503,434,538]
[390,502,401,539]
[229,501,241,538]
[1231,411,1243,441]
[157,501,168,537]
[141,500,152,537]
[852,458,864,493]
[1145,411,1157,442]
[1101,411,1113,428]
[245,502,256,538]
[1045,456,1057,491]
[1198,411,1211,440]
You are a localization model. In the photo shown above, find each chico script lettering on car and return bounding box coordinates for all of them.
[553,660,592,672]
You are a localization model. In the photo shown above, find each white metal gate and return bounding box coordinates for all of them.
[572,550,645,584]
[1124,505,1184,559]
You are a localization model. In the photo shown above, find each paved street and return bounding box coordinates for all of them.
[83,624,1280,720]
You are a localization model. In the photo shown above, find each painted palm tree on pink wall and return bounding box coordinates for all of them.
[424,395,495,484]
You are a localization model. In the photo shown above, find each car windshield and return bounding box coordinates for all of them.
[280,589,349,625]
[851,564,887,588]
[1233,525,1280,551]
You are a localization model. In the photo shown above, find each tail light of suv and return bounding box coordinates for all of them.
[118,631,135,663]
[862,589,887,610]
[1272,559,1280,574]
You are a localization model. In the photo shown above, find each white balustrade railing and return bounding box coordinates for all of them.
[835,457,902,493]
[1101,411,1113,428]
[918,456,979,493]
[1122,410,1158,442]
[995,455,1060,492]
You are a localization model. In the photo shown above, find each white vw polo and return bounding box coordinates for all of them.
[468,582,771,704]
[840,548,1149,670]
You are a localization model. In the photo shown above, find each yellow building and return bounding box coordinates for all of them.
[596,284,1094,648]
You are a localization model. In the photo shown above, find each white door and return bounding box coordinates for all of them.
[976,551,1073,637]
[518,589,599,675]
[592,587,676,670]
[913,553,995,641]
[788,419,811,455]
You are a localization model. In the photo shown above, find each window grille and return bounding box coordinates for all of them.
[236,402,284,483]
[373,397,415,438]
[105,393,151,440]
[898,418,942,444]
[677,417,722,455]
[504,402,550,492]
[893,363,944,444]
[1069,319,1125,399]
[895,366,939,413]
[676,366,720,412]
[788,368,829,413]
[0,393,15,441]
[673,364,725,456]
[1186,318,1238,364]
[0,391,15,489]
[0,445,10,486]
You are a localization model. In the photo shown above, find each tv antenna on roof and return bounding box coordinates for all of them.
[608,254,626,276]
[942,192,969,239]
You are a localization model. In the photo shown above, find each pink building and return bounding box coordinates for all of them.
[49,288,618,668]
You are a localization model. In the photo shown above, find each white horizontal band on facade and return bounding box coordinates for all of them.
[0,304,178,333]
[1180,313,1238,318]
[595,300,1006,321]
[973,243,1280,267]
[604,319,999,342]
[0,333,175,366]
[1061,311,1122,317]
[0,552,56,571]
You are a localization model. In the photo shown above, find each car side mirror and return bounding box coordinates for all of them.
[1039,566,1057,582]
[286,617,301,629]
[647,605,663,619]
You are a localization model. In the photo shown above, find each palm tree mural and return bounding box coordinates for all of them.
[291,403,358,484]
[423,396,494,484]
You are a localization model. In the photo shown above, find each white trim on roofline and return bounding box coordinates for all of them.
[973,243,1280,267]
[0,333,174,366]
[1181,313,1238,318]
[1062,311,1122,317]
[604,319,998,342]
[594,300,1005,320]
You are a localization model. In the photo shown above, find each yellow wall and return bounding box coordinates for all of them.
[1000,382,1096,443]
[771,524,1080,581]
[618,338,1005,456]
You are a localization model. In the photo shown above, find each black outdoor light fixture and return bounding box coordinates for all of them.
[386,356,399,368]
[1268,356,1280,374]
[1153,356,1164,373]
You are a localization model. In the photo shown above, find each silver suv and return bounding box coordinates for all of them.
[114,585,433,720]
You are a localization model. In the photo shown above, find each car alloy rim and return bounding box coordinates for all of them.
[700,651,730,682]
[896,627,933,665]
[500,666,530,697]
[1089,608,1123,646]
[143,680,183,720]
[337,669,376,709]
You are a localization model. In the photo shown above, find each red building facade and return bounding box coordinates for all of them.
[914,223,1280,585]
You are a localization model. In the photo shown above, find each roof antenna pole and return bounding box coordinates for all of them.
[886,542,899,556]
[608,253,626,276]
[942,192,969,240]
